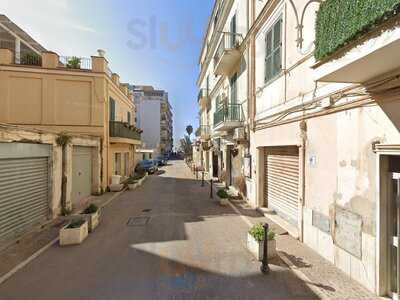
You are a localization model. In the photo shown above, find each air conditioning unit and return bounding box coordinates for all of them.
[233,128,246,141]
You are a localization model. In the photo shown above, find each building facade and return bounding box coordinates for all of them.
[131,85,173,155]
[196,0,250,197]
[0,16,141,209]
[197,0,400,297]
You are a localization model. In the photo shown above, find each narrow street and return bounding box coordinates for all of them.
[0,160,317,300]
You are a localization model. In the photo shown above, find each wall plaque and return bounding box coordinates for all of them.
[334,206,362,259]
[312,210,330,234]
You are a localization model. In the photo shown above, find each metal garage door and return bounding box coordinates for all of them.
[72,146,92,208]
[264,146,299,225]
[0,145,50,241]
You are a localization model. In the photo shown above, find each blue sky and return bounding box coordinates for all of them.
[2,0,214,145]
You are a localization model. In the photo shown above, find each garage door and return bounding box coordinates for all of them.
[72,146,92,208]
[264,146,299,225]
[0,143,50,241]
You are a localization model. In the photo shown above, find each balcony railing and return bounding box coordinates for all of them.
[58,56,92,70]
[214,32,243,68]
[214,103,243,127]
[109,121,141,141]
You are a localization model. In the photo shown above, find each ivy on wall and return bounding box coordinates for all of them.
[315,0,400,61]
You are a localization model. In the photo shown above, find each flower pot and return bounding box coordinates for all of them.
[246,233,277,261]
[82,210,100,232]
[219,198,229,206]
[110,184,124,192]
[59,220,88,246]
[111,175,122,185]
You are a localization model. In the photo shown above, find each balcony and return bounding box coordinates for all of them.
[213,103,243,131]
[109,121,141,145]
[214,32,243,76]
[198,88,210,111]
[199,125,211,141]
[313,0,400,83]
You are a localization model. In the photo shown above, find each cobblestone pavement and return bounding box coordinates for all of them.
[0,160,318,300]
[225,198,381,300]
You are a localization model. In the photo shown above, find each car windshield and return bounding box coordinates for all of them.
[141,160,153,166]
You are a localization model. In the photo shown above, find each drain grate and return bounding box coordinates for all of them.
[127,216,150,227]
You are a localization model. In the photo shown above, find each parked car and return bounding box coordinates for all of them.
[154,156,166,166]
[136,160,158,174]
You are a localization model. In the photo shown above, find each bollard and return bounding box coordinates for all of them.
[260,223,270,274]
[201,172,204,187]
[210,179,213,199]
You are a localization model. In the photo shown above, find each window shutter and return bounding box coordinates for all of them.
[109,98,116,121]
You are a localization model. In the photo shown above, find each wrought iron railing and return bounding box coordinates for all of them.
[213,103,243,127]
[59,56,92,70]
[109,121,141,140]
[214,32,243,67]
[198,88,208,102]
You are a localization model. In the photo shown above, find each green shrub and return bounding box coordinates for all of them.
[249,223,275,242]
[66,56,81,69]
[315,0,400,60]
[67,219,85,229]
[217,189,229,199]
[83,203,98,214]
[20,52,41,66]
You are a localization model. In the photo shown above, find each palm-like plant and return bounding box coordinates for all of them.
[186,125,193,139]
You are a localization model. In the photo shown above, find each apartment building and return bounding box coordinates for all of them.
[196,0,250,192]
[131,85,173,155]
[0,16,141,238]
[198,0,400,296]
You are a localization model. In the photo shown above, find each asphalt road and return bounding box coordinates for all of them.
[0,160,318,300]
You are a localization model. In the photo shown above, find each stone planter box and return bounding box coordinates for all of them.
[246,233,277,261]
[110,184,124,192]
[82,210,100,232]
[59,220,88,246]
[219,198,229,206]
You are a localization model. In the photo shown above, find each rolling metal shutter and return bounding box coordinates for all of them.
[264,147,299,225]
[0,157,49,241]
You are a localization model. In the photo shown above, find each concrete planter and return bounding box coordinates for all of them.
[219,198,229,206]
[59,220,88,246]
[82,210,100,232]
[246,233,277,261]
[110,184,124,192]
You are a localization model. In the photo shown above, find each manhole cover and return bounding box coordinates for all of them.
[127,216,150,227]
[142,209,152,213]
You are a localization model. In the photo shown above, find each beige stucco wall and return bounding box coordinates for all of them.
[0,64,138,188]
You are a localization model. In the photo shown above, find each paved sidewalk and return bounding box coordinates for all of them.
[0,190,125,282]
[210,184,381,300]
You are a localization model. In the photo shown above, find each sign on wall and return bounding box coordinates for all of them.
[334,206,362,259]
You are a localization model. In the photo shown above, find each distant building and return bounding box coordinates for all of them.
[130,85,173,155]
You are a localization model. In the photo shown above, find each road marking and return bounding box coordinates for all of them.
[0,189,127,286]
[0,237,59,285]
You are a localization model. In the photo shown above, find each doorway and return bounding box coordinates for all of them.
[212,152,219,178]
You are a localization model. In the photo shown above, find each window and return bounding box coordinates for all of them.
[124,153,129,177]
[127,111,131,125]
[109,98,116,121]
[114,153,121,175]
[230,14,237,48]
[265,18,282,84]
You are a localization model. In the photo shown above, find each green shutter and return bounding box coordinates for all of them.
[109,98,115,121]
[265,17,282,84]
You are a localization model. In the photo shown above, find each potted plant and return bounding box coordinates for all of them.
[217,188,229,206]
[247,223,276,261]
[66,56,81,69]
[82,204,100,232]
[59,219,88,246]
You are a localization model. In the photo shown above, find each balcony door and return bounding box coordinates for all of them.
[230,14,237,48]
[229,73,238,121]
[109,98,116,121]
